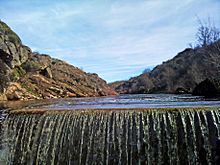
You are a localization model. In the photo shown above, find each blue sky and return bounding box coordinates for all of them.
[0,0,220,82]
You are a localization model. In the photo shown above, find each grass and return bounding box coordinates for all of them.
[10,67,26,81]
[21,83,33,93]
[20,83,40,97]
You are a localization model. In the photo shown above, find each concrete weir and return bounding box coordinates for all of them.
[0,107,220,164]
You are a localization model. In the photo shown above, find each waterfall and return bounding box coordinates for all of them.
[1,109,220,164]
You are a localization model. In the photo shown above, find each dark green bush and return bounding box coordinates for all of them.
[0,74,8,92]
[10,67,26,81]
[0,60,9,92]
[21,60,41,72]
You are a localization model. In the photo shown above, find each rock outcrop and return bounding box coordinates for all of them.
[110,41,220,94]
[0,21,30,69]
[0,20,117,100]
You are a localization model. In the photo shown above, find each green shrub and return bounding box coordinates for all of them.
[21,60,41,72]
[0,74,8,92]
[21,83,33,93]
[10,67,26,81]
[0,60,9,92]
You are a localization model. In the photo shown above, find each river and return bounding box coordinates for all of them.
[0,94,220,164]
[1,94,220,110]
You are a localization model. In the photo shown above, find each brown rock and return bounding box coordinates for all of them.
[0,21,30,69]
[66,92,76,97]
[0,20,117,100]
[0,94,7,101]
[5,82,25,100]
[40,67,53,78]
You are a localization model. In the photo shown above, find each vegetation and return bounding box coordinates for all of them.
[195,18,220,78]
[195,17,220,47]
[0,20,22,44]
[21,83,33,93]
[21,60,41,72]
[0,60,9,92]
[111,18,220,94]
[0,74,8,93]
[10,67,26,81]
[142,68,152,74]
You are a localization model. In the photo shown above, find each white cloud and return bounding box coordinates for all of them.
[0,0,219,82]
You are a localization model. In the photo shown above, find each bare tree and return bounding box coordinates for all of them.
[196,17,220,47]
[205,40,220,77]
[194,17,220,77]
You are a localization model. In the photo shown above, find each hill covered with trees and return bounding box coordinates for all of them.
[110,19,220,95]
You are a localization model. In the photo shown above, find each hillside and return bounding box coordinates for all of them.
[110,41,220,94]
[0,20,117,100]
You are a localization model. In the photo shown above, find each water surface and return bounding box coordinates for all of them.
[2,94,220,111]
[1,94,220,164]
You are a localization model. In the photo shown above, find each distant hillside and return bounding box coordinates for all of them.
[0,20,117,100]
[110,41,220,94]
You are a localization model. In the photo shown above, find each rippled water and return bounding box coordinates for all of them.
[3,94,220,110]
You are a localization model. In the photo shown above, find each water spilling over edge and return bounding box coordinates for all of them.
[0,108,220,164]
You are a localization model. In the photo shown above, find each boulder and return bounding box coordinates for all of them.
[192,79,220,97]
[40,67,53,79]
[0,94,7,101]
[5,82,25,100]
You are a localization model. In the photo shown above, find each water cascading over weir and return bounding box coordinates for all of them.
[0,108,220,164]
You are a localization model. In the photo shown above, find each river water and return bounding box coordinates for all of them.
[0,94,220,164]
[1,94,220,110]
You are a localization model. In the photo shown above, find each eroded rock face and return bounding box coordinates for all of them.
[0,21,30,69]
[0,20,31,99]
[0,20,117,100]
[16,55,117,99]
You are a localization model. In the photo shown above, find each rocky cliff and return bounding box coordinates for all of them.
[0,20,117,100]
[110,41,220,94]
